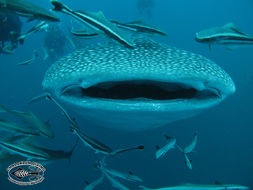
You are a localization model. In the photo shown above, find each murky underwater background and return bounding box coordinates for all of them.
[0,0,253,189]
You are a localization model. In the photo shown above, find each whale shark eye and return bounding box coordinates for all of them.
[61,80,220,101]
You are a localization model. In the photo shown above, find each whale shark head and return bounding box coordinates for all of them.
[42,38,235,131]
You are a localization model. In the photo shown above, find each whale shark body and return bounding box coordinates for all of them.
[42,37,235,131]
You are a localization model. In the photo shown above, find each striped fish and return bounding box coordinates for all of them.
[51,0,134,49]
[0,140,50,160]
[111,20,167,36]
[196,23,253,49]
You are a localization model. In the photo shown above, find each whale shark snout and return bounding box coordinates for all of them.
[42,38,235,131]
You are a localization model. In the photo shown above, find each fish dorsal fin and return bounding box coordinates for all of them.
[156,145,160,150]
[224,23,247,35]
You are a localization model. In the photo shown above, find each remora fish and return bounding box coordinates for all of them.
[0,105,54,138]
[42,37,235,131]
[16,50,38,66]
[155,136,176,159]
[69,125,113,155]
[139,183,249,190]
[0,119,40,136]
[84,175,104,190]
[18,21,49,44]
[0,140,50,160]
[71,20,167,38]
[111,20,167,36]
[70,125,144,156]
[0,0,59,22]
[195,23,253,48]
[50,0,134,49]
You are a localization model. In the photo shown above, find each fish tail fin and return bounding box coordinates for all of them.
[67,138,79,164]
[139,185,151,190]
[51,0,71,12]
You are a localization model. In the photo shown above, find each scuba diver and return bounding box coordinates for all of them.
[0,14,22,54]
[43,25,74,62]
[136,0,155,18]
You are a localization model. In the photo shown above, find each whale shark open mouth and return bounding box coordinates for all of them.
[61,80,221,102]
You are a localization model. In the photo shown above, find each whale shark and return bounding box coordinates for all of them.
[42,37,235,131]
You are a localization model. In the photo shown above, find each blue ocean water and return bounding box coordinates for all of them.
[0,0,253,189]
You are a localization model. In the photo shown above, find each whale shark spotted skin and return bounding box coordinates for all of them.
[42,37,235,131]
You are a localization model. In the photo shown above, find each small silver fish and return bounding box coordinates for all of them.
[16,50,38,66]
[155,136,176,159]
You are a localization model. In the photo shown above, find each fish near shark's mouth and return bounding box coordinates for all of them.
[61,80,221,103]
